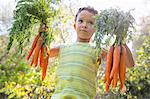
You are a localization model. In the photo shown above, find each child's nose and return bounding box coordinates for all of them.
[82,22,87,28]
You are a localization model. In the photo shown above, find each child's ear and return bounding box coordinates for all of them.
[74,23,76,29]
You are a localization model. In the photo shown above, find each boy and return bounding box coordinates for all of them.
[48,6,103,99]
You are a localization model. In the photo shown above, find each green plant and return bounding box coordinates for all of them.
[125,36,150,99]
[0,56,57,99]
[7,0,60,53]
[94,8,135,49]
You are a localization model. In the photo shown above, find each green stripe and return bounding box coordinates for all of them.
[55,76,96,98]
[59,61,96,73]
[58,75,96,89]
[52,88,93,99]
[60,51,95,60]
[62,88,94,98]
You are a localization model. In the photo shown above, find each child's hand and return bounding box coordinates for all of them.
[38,24,48,33]
[101,48,107,61]
[97,49,107,65]
[99,48,107,61]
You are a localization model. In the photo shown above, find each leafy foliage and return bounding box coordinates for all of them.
[94,8,135,49]
[0,52,57,99]
[125,36,150,98]
[7,0,60,53]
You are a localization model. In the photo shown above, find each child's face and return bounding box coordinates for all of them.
[74,10,96,42]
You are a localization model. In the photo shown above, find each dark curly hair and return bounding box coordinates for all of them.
[75,6,98,21]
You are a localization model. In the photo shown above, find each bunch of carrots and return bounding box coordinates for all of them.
[104,42,135,93]
[26,24,49,80]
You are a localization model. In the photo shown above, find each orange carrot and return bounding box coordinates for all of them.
[124,44,135,68]
[46,45,50,55]
[110,45,121,79]
[40,47,44,68]
[33,37,44,67]
[26,33,40,60]
[112,65,119,89]
[119,45,126,90]
[104,45,114,83]
[42,55,49,80]
[30,56,34,67]
[105,77,113,93]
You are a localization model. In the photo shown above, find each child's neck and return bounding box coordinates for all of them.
[76,39,90,43]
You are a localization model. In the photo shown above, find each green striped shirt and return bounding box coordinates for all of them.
[51,42,99,99]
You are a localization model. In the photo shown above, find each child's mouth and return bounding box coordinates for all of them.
[80,30,87,32]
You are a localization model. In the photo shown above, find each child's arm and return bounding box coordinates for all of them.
[47,47,60,57]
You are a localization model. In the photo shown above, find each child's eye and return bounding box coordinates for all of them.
[78,19,83,23]
[89,21,94,25]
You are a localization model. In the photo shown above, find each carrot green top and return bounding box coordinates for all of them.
[51,42,99,99]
